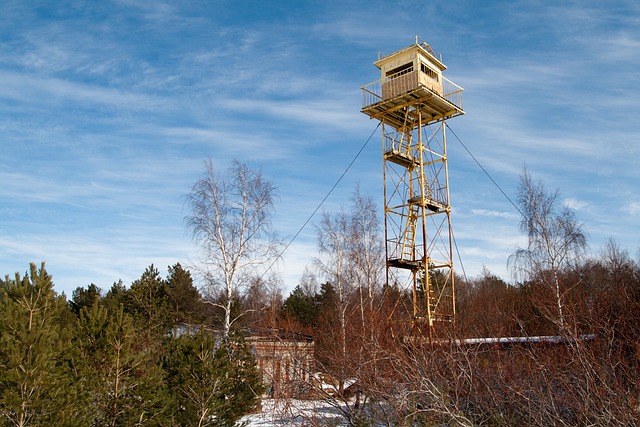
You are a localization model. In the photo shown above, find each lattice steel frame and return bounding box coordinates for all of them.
[382,108,455,338]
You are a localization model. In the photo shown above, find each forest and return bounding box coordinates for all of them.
[0,262,263,426]
[1,161,639,426]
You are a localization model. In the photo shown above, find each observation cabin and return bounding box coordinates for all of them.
[361,41,464,129]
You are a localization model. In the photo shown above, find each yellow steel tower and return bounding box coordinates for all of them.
[361,39,464,338]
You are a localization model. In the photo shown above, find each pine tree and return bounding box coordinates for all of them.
[217,333,264,425]
[102,279,132,314]
[0,263,85,426]
[165,263,203,324]
[76,302,170,426]
[165,329,231,427]
[69,283,101,316]
[283,285,319,327]
[164,330,264,426]
[129,264,172,340]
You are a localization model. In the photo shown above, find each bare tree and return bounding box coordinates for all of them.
[600,238,635,289]
[185,160,280,338]
[509,168,587,329]
[314,209,351,390]
[349,186,384,331]
[242,273,283,329]
[298,266,319,297]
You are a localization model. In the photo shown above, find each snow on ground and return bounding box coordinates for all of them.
[242,399,349,426]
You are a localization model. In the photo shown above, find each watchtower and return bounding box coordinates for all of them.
[361,39,464,338]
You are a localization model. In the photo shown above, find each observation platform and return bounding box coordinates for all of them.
[388,258,423,271]
[361,71,464,130]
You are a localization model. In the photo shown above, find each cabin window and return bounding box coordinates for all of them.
[386,62,413,79]
[420,63,439,81]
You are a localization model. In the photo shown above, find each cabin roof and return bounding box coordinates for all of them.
[374,42,446,71]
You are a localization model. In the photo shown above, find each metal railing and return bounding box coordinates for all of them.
[441,77,464,111]
[361,73,464,112]
[361,80,382,108]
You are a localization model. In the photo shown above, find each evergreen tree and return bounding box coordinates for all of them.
[165,263,203,324]
[317,282,339,314]
[102,279,131,314]
[164,330,264,427]
[69,283,102,316]
[165,329,231,427]
[283,285,318,327]
[218,333,264,425]
[76,302,169,426]
[128,265,172,354]
[0,263,85,426]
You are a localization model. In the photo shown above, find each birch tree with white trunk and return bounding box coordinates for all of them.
[349,187,384,331]
[509,168,587,330]
[314,209,350,391]
[186,160,280,339]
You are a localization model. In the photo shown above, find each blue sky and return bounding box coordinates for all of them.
[1,1,639,297]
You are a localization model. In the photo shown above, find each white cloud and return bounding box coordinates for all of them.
[564,198,589,212]
[622,202,640,216]
[470,209,518,219]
